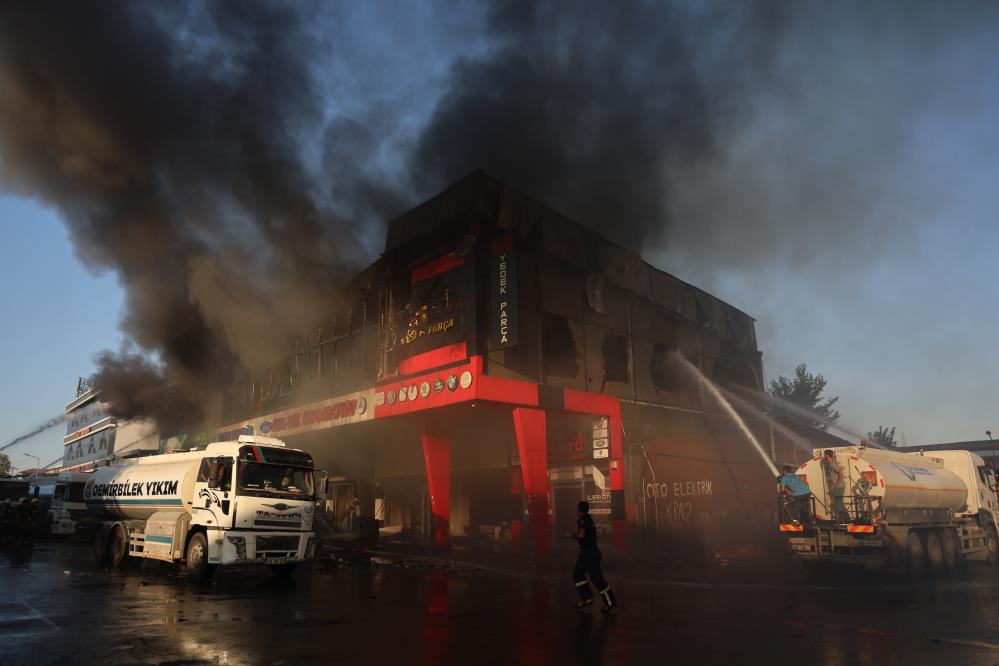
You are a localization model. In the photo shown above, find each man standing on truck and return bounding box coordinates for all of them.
[821,449,849,522]
[571,501,618,613]
[779,465,812,524]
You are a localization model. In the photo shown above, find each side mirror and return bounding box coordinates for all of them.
[318,472,330,497]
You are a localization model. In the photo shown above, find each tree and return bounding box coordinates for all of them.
[867,425,897,449]
[0,453,10,475]
[768,363,841,431]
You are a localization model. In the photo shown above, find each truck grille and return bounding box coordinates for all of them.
[255,519,303,529]
[256,536,299,552]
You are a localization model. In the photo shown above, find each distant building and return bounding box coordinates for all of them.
[62,376,159,471]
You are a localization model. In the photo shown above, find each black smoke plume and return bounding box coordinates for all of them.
[2,1,991,433]
[0,2,397,428]
[409,1,790,250]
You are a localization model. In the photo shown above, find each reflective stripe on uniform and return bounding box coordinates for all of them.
[575,580,589,587]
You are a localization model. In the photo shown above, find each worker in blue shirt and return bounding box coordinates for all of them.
[779,465,812,524]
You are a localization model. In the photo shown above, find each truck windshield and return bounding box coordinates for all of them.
[238,461,314,497]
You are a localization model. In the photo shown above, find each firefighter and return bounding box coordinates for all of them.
[821,449,849,522]
[571,500,618,613]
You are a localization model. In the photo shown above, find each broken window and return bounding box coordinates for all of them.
[542,314,581,379]
[601,333,630,384]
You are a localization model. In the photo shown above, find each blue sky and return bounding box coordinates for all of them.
[0,196,123,470]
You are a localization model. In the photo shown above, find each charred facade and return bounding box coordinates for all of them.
[218,172,803,557]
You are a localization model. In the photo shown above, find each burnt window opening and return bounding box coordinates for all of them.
[542,314,581,379]
[650,342,686,393]
[711,357,757,390]
[601,333,630,385]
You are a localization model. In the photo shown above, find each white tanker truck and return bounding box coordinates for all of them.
[780,445,999,576]
[86,435,316,580]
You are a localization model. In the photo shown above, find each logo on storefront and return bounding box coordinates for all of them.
[357,397,367,415]
[459,370,473,389]
[447,374,458,391]
[433,378,444,393]
[398,386,408,402]
[407,385,418,401]
[387,389,397,404]
[420,381,431,398]
[259,421,273,434]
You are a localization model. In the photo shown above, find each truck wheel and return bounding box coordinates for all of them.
[108,524,130,568]
[906,532,925,578]
[925,531,944,576]
[270,563,298,577]
[987,528,999,566]
[185,532,216,581]
[941,529,960,572]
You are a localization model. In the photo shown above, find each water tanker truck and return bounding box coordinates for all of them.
[87,435,316,580]
[780,445,999,576]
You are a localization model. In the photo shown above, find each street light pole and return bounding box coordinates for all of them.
[23,453,40,480]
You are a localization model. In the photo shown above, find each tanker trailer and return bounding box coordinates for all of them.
[779,445,999,576]
[86,435,317,580]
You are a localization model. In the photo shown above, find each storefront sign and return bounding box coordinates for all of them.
[592,417,609,457]
[390,249,476,369]
[219,388,375,440]
[490,234,518,349]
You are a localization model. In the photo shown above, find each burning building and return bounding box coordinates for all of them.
[217,172,802,557]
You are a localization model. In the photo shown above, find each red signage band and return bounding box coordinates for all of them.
[397,341,468,377]
[374,356,541,418]
[411,252,465,285]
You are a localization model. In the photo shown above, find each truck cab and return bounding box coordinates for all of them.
[191,438,316,566]
[49,471,93,535]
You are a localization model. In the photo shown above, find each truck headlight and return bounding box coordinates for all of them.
[226,536,247,560]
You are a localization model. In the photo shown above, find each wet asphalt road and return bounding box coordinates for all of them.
[4,542,999,665]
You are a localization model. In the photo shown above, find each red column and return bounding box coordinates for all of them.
[422,419,451,550]
[512,407,550,558]
[609,413,627,549]
[509,464,524,547]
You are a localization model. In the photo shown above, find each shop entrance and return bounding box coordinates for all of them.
[551,464,613,542]
[327,479,359,535]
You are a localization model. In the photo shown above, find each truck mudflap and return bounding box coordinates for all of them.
[215,531,315,565]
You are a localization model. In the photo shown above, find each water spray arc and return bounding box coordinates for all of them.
[670,353,779,477]
[1,414,66,453]
[729,385,885,450]
[715,385,814,456]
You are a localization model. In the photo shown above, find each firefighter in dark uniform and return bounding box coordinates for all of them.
[572,500,618,612]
